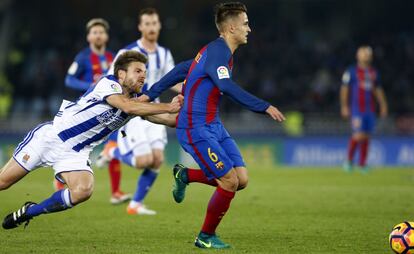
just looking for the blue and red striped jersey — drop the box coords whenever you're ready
[157,37,269,129]
[64,47,113,101]
[342,65,381,114]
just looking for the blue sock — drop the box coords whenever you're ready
[113,148,135,167]
[26,189,73,217]
[133,169,159,202]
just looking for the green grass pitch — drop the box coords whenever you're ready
[0,165,413,253]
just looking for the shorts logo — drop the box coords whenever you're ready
[215,161,224,169]
[217,66,230,79]
[22,154,30,163]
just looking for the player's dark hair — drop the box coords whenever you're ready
[214,2,247,32]
[114,51,148,79]
[138,8,159,24]
[86,18,110,33]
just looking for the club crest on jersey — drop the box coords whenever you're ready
[217,66,230,79]
[111,84,121,93]
[22,154,30,163]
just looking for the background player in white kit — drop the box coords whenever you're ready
[97,8,180,215]
[0,51,181,229]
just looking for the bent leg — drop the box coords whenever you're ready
[25,171,93,218]
[235,166,248,190]
[0,158,29,191]
[61,171,94,204]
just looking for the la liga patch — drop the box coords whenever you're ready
[217,66,230,79]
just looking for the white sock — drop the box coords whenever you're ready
[129,200,141,207]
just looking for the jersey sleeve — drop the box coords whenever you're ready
[204,45,270,113]
[143,59,192,101]
[65,53,91,91]
[162,49,175,75]
[94,78,123,101]
[106,49,127,75]
[342,68,351,86]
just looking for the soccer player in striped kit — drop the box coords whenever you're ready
[97,8,179,214]
[0,51,182,230]
[341,45,388,172]
[61,18,131,204]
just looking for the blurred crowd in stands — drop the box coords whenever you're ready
[1,0,413,133]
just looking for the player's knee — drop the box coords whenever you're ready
[235,167,248,191]
[219,171,239,191]
[70,183,94,204]
[135,156,154,169]
[0,179,11,190]
[237,177,248,191]
[151,156,164,169]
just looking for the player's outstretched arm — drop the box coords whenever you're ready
[143,59,192,101]
[138,95,183,127]
[143,113,178,128]
[204,44,273,114]
[106,94,181,116]
[265,105,285,122]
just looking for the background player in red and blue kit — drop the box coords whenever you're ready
[139,2,285,249]
[64,18,113,101]
[58,19,130,205]
[340,45,388,172]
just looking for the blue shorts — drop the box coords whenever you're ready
[351,113,376,133]
[177,123,245,180]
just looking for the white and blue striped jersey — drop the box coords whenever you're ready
[107,39,174,102]
[53,75,132,152]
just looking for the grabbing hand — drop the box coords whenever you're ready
[169,95,183,113]
[266,105,285,122]
[171,94,184,107]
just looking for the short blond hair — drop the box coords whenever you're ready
[86,18,110,33]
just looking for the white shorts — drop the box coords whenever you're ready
[117,117,167,156]
[13,122,93,183]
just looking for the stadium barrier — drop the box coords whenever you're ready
[1,134,413,167]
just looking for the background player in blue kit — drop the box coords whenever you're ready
[63,18,131,203]
[340,45,388,172]
[138,2,285,249]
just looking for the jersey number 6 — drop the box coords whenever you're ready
[208,148,218,162]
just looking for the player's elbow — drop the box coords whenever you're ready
[117,99,135,115]
[64,75,72,87]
